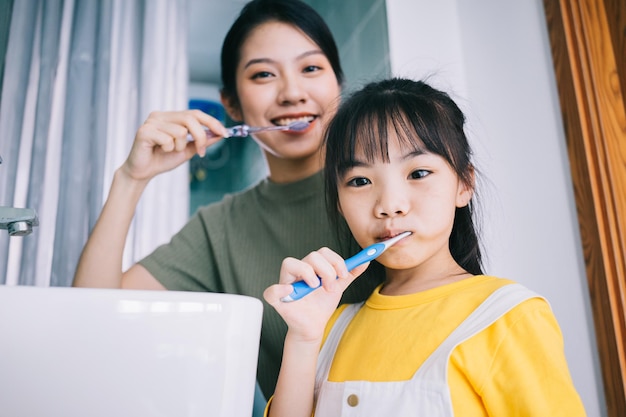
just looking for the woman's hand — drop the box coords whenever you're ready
[263,247,369,343]
[120,110,230,182]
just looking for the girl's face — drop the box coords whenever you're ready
[224,21,341,171]
[337,133,473,276]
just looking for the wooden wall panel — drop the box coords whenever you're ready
[543,0,626,416]
[604,0,626,102]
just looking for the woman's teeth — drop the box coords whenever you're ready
[273,116,315,126]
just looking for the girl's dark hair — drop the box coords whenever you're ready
[220,0,344,108]
[324,78,483,275]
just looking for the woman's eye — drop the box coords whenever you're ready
[303,65,322,73]
[251,71,273,80]
[410,169,430,179]
[347,177,370,187]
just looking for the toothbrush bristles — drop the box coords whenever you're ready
[287,120,310,131]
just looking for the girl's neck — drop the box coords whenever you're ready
[381,258,472,296]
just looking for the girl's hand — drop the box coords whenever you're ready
[263,247,369,343]
[121,110,230,182]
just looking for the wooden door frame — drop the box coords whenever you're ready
[543,0,626,416]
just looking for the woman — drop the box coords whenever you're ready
[73,0,382,398]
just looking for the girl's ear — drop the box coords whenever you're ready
[456,166,475,208]
[220,91,243,122]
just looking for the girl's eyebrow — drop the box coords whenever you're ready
[349,160,367,168]
[403,149,427,160]
[349,149,426,167]
[243,50,325,69]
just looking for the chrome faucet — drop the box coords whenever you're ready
[0,155,39,236]
[0,206,39,236]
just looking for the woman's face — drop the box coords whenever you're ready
[225,21,341,168]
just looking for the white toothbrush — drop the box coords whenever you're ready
[187,120,310,141]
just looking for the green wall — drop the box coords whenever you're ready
[306,0,390,92]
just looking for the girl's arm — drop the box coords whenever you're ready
[263,248,368,417]
[73,110,228,289]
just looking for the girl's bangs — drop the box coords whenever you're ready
[335,105,427,175]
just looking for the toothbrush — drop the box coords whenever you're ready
[281,231,412,302]
[187,120,310,141]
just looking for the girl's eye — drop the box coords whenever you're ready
[410,169,430,179]
[347,177,371,187]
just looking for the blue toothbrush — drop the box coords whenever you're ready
[280,231,412,302]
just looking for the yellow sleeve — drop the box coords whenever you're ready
[478,300,586,416]
[263,396,272,417]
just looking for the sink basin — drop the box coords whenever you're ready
[0,285,263,417]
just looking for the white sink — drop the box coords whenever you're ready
[0,285,263,417]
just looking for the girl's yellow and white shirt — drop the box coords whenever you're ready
[313,275,586,416]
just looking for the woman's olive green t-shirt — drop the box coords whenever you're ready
[139,171,383,398]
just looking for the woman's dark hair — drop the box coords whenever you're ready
[324,78,483,275]
[220,0,344,108]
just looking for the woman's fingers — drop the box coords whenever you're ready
[144,110,229,156]
[173,110,229,156]
[124,110,232,181]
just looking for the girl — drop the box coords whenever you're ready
[264,78,586,416]
[73,0,383,398]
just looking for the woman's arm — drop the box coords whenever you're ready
[73,168,155,288]
[73,110,228,289]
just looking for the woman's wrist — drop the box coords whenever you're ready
[113,166,150,197]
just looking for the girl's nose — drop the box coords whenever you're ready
[277,74,307,105]
[374,187,410,218]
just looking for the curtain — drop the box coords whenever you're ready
[0,0,189,287]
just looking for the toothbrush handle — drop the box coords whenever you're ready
[187,128,220,141]
[281,280,321,302]
[280,243,384,302]
[187,125,244,141]
[188,124,295,141]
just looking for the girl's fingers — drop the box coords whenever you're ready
[274,249,370,306]
[279,257,321,289]
[280,248,351,294]
[263,284,294,307]
[269,250,365,339]
[299,251,340,290]
[310,248,347,293]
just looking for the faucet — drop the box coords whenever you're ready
[0,207,39,236]
[0,155,39,236]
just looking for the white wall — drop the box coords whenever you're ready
[385,0,605,415]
